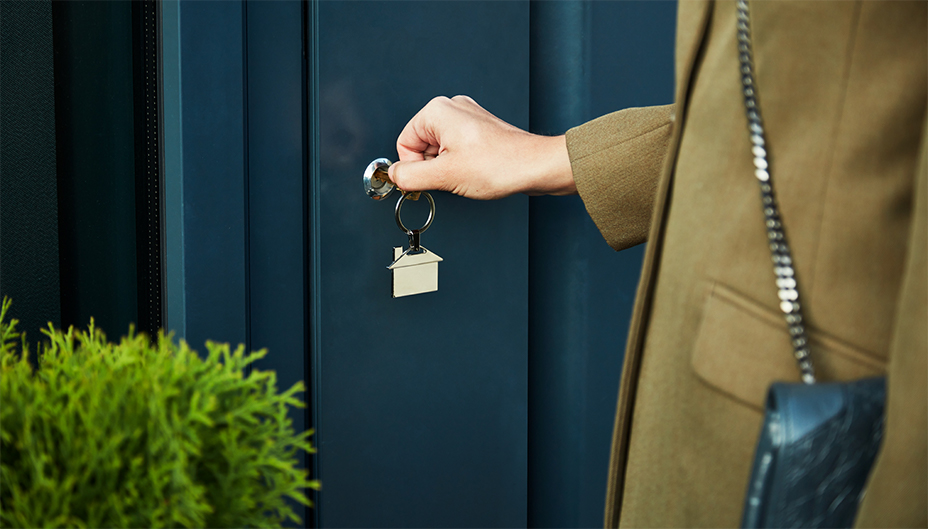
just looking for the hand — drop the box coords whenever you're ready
[388,95,576,200]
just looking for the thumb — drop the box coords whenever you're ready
[389,157,451,193]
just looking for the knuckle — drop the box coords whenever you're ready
[428,95,451,108]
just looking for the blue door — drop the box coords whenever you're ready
[161,1,674,526]
[308,2,531,526]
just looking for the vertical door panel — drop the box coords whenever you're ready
[311,2,529,527]
[244,1,309,525]
[177,1,248,349]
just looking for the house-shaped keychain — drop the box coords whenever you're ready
[388,246,443,298]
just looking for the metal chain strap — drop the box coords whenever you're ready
[736,0,815,384]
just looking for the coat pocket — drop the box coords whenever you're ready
[691,282,886,411]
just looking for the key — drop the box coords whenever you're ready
[363,158,420,201]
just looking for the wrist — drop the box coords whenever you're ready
[522,134,576,196]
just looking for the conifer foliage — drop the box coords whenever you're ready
[0,299,319,528]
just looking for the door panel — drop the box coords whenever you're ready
[176,0,248,350]
[311,2,530,527]
[243,2,309,525]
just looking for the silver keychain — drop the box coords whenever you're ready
[363,158,443,298]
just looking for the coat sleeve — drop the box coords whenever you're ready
[854,115,928,529]
[565,104,674,251]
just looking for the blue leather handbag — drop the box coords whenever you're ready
[741,379,885,528]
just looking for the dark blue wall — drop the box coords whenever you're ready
[527,2,676,527]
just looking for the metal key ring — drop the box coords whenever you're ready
[395,192,435,234]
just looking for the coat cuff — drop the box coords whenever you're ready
[566,104,674,251]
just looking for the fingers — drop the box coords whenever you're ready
[395,96,451,162]
[391,96,464,191]
[395,95,487,159]
[395,121,436,163]
[389,157,450,194]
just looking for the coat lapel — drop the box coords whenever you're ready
[603,1,715,527]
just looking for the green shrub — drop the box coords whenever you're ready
[0,299,319,528]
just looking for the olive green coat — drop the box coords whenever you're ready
[566,1,927,527]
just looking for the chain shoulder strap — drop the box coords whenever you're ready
[736,0,815,384]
